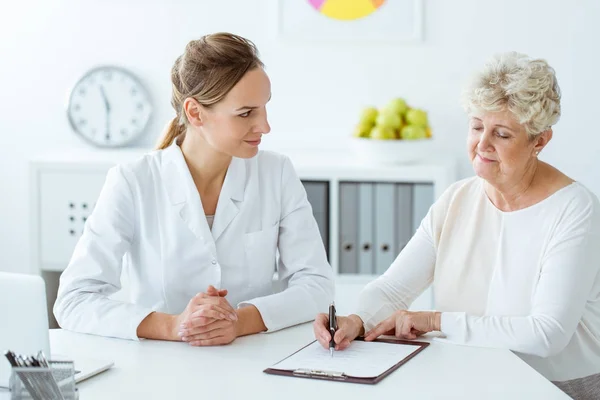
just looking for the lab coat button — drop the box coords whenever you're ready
[211,259,217,265]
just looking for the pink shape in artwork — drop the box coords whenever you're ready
[308,0,326,10]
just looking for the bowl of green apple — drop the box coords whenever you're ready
[350,98,436,165]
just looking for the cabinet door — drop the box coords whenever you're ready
[339,182,358,274]
[301,181,329,257]
[39,170,108,270]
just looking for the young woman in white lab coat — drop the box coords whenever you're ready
[54,33,334,346]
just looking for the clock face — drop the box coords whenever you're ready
[67,66,152,147]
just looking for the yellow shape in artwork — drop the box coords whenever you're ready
[319,0,383,21]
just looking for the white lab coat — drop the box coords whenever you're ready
[54,142,334,340]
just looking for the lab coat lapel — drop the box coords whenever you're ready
[211,157,245,243]
[160,143,212,241]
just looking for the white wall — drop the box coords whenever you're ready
[1,0,599,273]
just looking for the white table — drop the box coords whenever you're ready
[44,324,569,400]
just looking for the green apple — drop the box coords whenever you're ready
[405,108,428,127]
[400,125,427,140]
[360,107,379,125]
[370,126,396,140]
[375,110,402,129]
[353,120,373,138]
[384,98,408,116]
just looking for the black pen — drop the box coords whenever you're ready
[4,350,18,367]
[329,303,337,357]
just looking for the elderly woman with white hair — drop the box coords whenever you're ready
[314,52,600,399]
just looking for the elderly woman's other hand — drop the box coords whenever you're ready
[364,310,441,341]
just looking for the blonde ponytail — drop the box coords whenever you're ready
[156,117,185,150]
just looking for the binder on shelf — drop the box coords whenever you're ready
[357,183,374,275]
[374,183,397,275]
[412,183,434,234]
[339,183,358,274]
[394,183,414,258]
[302,181,330,255]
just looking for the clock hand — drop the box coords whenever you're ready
[100,85,111,137]
[99,85,111,112]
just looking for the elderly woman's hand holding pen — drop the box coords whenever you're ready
[313,314,364,351]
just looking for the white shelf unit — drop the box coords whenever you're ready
[294,161,455,276]
[291,155,456,312]
[30,150,457,323]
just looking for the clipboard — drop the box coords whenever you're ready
[264,337,429,385]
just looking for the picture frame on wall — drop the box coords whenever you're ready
[276,0,424,44]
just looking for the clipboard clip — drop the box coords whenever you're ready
[293,368,347,379]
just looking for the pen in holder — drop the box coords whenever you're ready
[9,360,78,400]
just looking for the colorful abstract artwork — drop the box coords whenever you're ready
[307,0,386,21]
[277,0,422,43]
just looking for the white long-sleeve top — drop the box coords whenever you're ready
[54,142,334,340]
[356,177,600,382]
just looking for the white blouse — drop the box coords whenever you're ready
[356,177,600,382]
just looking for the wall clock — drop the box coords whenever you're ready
[67,66,152,147]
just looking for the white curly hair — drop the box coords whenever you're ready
[462,52,561,139]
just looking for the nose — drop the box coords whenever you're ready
[257,112,271,135]
[477,128,493,153]
[262,119,271,135]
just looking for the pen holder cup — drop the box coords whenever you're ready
[9,360,78,400]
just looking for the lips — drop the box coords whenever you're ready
[477,154,496,162]
[245,138,261,146]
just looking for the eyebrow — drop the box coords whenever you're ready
[235,93,272,111]
[471,118,515,131]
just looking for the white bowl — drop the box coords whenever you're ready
[349,137,437,165]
